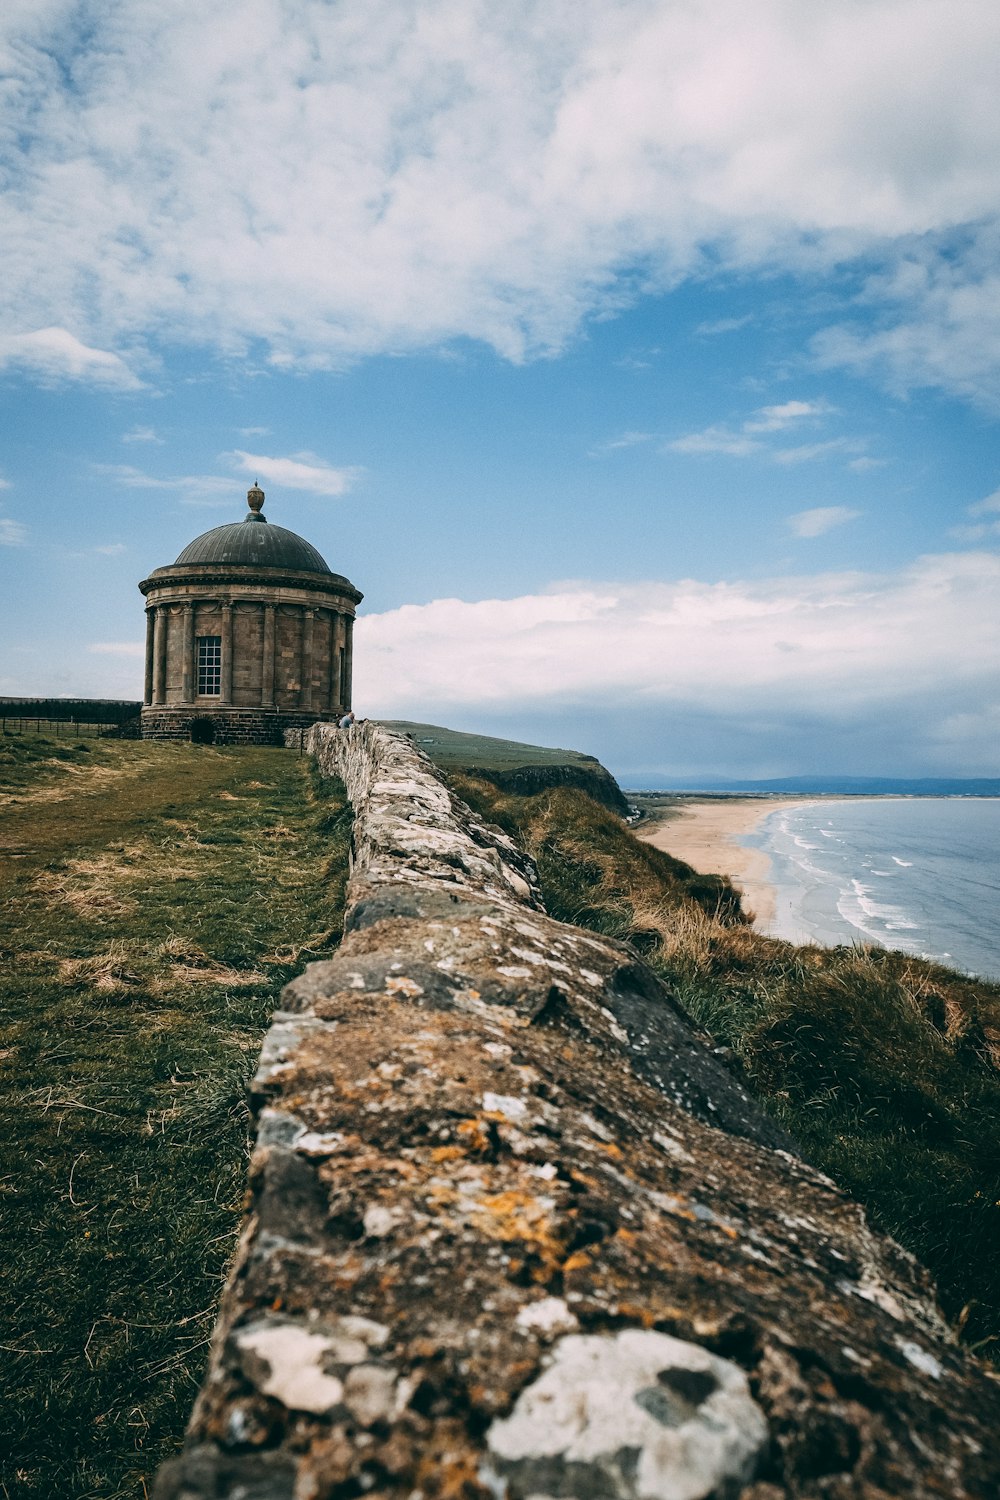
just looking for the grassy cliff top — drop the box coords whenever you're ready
[378,720,602,771]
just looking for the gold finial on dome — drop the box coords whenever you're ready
[246,481,266,520]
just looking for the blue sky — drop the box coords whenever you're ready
[2,0,999,782]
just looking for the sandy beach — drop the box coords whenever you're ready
[637,798,811,927]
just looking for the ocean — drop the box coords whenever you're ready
[742,798,1000,982]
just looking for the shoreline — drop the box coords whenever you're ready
[636,798,813,929]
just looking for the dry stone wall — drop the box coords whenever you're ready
[157,723,1000,1499]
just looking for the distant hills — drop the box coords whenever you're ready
[626,775,1000,796]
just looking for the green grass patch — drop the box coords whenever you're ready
[0,736,350,1497]
[379,719,603,772]
[450,773,1000,1355]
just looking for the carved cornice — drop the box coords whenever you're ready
[138,562,362,605]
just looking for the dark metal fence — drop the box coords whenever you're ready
[0,698,142,737]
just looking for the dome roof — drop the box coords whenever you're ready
[173,486,332,574]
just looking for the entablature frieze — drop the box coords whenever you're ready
[139,563,361,606]
[141,584,357,614]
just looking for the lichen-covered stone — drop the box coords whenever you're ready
[485,1329,768,1500]
[155,723,1000,1500]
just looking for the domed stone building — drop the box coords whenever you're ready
[138,484,362,743]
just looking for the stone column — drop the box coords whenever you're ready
[152,606,168,705]
[220,602,233,705]
[181,604,195,704]
[331,612,346,712]
[262,604,276,707]
[343,615,354,709]
[300,608,316,710]
[143,607,155,706]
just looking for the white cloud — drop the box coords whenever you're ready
[812,225,1000,409]
[695,315,754,337]
[0,517,27,545]
[122,426,163,444]
[950,486,1000,540]
[968,487,1000,517]
[744,400,832,433]
[787,506,861,539]
[95,464,236,506]
[355,555,1000,739]
[588,430,655,458]
[93,543,127,555]
[88,642,144,656]
[773,439,865,466]
[227,450,359,497]
[2,2,1000,399]
[0,328,141,389]
[668,426,762,458]
[669,398,857,463]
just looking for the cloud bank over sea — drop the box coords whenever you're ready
[356,550,1000,779]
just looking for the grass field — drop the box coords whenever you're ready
[379,719,603,771]
[0,734,350,1498]
[450,772,1000,1357]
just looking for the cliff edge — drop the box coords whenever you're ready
[379,719,630,815]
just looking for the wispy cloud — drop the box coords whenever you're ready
[668,399,854,462]
[2,4,1000,402]
[93,543,127,556]
[968,488,1000,517]
[227,450,360,497]
[950,486,1000,541]
[744,400,834,434]
[788,506,861,538]
[88,642,144,657]
[122,426,163,445]
[95,464,236,506]
[0,329,141,390]
[668,427,762,458]
[695,315,755,337]
[587,430,655,459]
[0,518,27,546]
[773,438,866,466]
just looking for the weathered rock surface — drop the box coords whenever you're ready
[156,723,1000,1499]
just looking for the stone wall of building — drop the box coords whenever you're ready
[140,707,333,745]
[155,723,1000,1499]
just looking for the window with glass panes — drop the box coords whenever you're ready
[197,635,222,695]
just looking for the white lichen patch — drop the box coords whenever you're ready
[234,1323,345,1415]
[363,1203,402,1239]
[897,1339,943,1380]
[515,1296,579,1336]
[486,1329,768,1500]
[295,1130,347,1157]
[653,1129,695,1165]
[482,1092,528,1121]
[343,1364,399,1426]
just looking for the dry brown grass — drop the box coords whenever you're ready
[0,737,352,1498]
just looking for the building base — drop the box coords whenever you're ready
[140,706,342,745]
